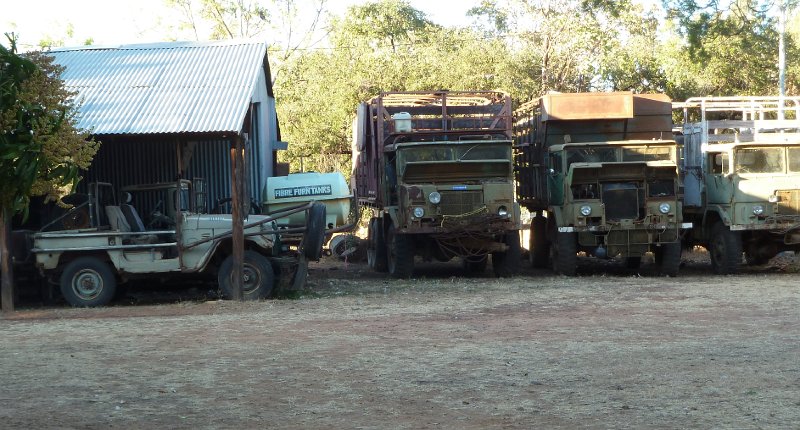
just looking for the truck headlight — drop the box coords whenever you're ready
[768,195,779,203]
[579,205,591,216]
[413,207,425,218]
[429,191,441,204]
[752,204,764,215]
[498,206,508,217]
[659,203,671,214]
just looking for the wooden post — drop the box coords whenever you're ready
[0,208,15,313]
[230,136,245,301]
[176,140,184,270]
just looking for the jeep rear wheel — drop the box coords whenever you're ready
[60,257,117,307]
[218,251,275,300]
[709,221,742,275]
[386,225,414,278]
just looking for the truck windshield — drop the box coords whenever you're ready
[400,143,511,163]
[566,146,672,166]
[789,147,800,172]
[734,147,784,174]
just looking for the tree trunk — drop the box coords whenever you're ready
[1,208,15,313]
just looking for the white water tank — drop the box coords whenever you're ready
[263,172,352,228]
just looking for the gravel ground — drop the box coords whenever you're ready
[0,252,798,429]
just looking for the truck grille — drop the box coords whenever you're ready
[777,190,800,216]
[602,183,639,221]
[439,190,483,215]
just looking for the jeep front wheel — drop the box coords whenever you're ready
[60,257,117,307]
[218,251,275,300]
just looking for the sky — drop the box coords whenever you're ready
[2,0,482,50]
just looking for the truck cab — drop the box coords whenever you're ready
[677,97,800,273]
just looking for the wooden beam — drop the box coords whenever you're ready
[0,208,14,312]
[230,135,245,301]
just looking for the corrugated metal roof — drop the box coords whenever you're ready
[49,40,267,135]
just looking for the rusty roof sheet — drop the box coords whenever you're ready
[49,40,267,136]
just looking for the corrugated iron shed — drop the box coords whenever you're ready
[49,40,267,135]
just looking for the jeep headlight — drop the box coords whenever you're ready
[659,203,671,214]
[429,191,441,204]
[413,207,425,218]
[498,206,508,217]
[579,205,592,216]
[752,204,764,216]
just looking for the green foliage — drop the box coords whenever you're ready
[0,36,98,219]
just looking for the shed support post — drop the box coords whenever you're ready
[230,135,246,300]
[0,208,14,313]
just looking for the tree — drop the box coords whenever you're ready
[0,36,99,312]
[663,0,799,95]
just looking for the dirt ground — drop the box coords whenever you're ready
[1,251,799,429]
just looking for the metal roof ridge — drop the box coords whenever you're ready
[50,39,268,53]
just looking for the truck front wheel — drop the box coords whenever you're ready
[551,231,577,276]
[530,216,549,268]
[218,251,275,300]
[367,218,388,272]
[386,225,414,278]
[493,232,521,277]
[60,257,117,307]
[654,242,681,277]
[710,221,742,275]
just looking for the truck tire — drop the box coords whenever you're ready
[709,221,742,275]
[386,225,414,278]
[218,251,275,300]
[655,242,681,277]
[551,231,577,276]
[529,216,549,268]
[493,232,521,277]
[302,203,326,261]
[59,257,117,307]
[625,257,641,269]
[463,256,488,274]
[367,218,388,272]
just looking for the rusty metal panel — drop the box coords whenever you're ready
[541,92,634,121]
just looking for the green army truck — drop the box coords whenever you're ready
[352,91,521,278]
[515,92,691,276]
[675,97,800,274]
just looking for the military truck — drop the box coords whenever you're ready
[352,91,521,278]
[18,180,325,307]
[515,92,690,276]
[675,96,800,274]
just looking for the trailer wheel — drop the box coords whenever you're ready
[59,257,117,307]
[493,232,521,277]
[655,242,681,277]
[463,256,488,275]
[302,203,326,261]
[709,221,742,275]
[551,231,577,276]
[529,216,549,268]
[367,218,388,272]
[218,251,275,300]
[386,225,414,278]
